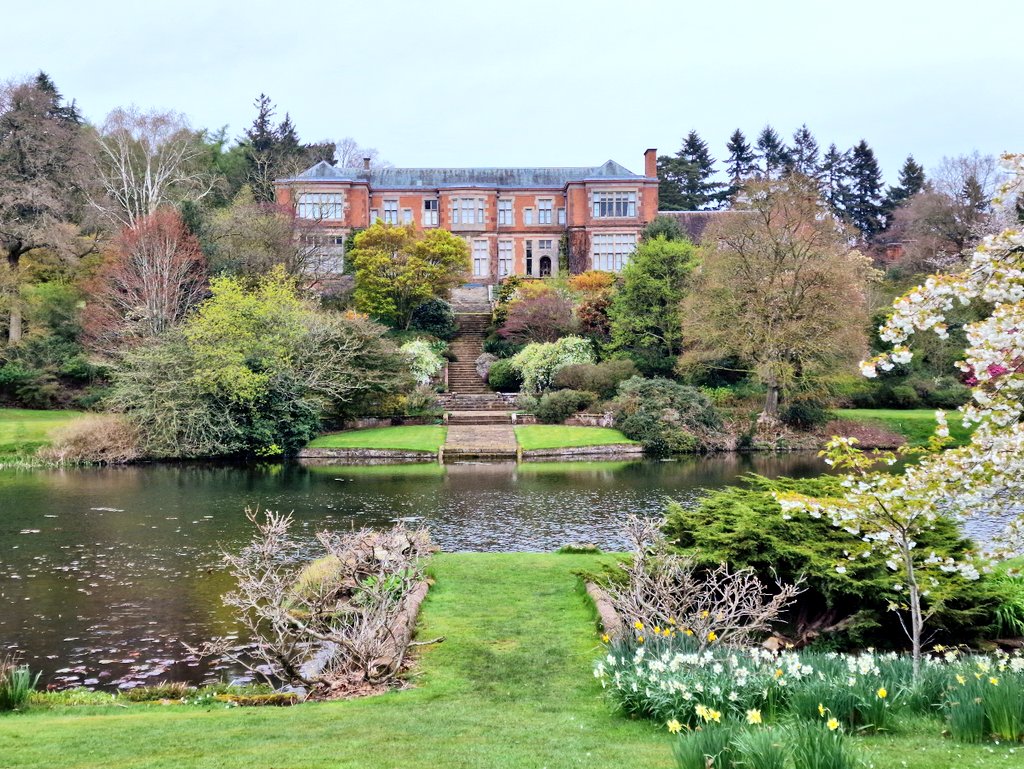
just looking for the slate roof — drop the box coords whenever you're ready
[657,210,753,243]
[279,159,648,189]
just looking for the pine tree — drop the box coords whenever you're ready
[846,140,885,239]
[788,124,821,181]
[882,155,926,223]
[244,94,279,202]
[674,130,725,210]
[755,125,790,180]
[821,144,851,217]
[724,129,756,199]
[656,153,687,211]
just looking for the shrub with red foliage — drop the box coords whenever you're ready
[82,209,207,353]
[498,292,577,344]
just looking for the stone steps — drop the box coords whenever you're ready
[447,411,513,425]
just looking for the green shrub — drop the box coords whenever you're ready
[662,476,1004,648]
[551,359,637,399]
[482,332,522,359]
[409,298,457,340]
[780,400,832,429]
[0,655,39,711]
[120,682,191,702]
[612,376,721,456]
[487,359,522,392]
[888,384,921,408]
[535,389,596,424]
[399,339,445,386]
[509,336,595,393]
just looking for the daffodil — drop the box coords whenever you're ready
[637,635,644,644]
[746,709,762,725]
[818,702,826,717]
[667,719,682,734]
[707,631,718,642]
[633,621,644,631]
[601,633,610,644]
[876,687,887,699]
[989,676,999,686]
[955,674,966,686]
[827,717,840,731]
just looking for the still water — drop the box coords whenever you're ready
[0,454,826,689]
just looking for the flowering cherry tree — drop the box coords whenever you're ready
[776,153,1024,677]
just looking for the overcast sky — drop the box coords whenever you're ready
[6,0,1022,183]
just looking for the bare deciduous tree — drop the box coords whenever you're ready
[190,510,435,697]
[604,516,802,650]
[88,106,216,228]
[81,208,207,353]
[334,137,388,169]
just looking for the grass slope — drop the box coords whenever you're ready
[0,554,1014,768]
[307,425,446,452]
[834,408,973,446]
[514,425,637,451]
[0,408,83,460]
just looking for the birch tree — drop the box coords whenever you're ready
[89,106,215,228]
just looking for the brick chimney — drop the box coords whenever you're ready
[644,148,657,178]
[363,157,371,170]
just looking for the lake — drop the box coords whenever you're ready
[0,455,827,689]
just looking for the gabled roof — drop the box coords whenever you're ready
[280,159,648,189]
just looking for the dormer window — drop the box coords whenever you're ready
[592,191,636,218]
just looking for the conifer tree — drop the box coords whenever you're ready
[788,124,821,181]
[846,140,885,239]
[724,129,756,199]
[755,125,790,180]
[882,155,926,222]
[656,153,687,211]
[820,144,851,218]
[675,130,725,210]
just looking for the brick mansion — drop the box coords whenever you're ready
[273,150,660,283]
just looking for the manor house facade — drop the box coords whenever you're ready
[273,150,659,283]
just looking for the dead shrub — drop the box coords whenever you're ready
[37,414,141,464]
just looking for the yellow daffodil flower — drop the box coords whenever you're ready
[876,687,887,699]
[746,709,763,725]
[827,718,840,731]
[818,703,826,717]
[667,719,682,734]
[707,631,717,642]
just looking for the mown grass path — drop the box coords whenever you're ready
[0,554,673,769]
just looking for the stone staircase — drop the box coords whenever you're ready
[447,312,492,395]
[447,411,512,425]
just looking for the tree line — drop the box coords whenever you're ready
[657,124,938,241]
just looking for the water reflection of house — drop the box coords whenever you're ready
[273,150,660,283]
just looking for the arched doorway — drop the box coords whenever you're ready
[539,255,552,277]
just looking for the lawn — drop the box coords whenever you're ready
[514,425,637,451]
[307,425,446,452]
[834,407,973,446]
[0,408,83,461]
[0,553,1015,769]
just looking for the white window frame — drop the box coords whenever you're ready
[383,199,399,225]
[472,239,489,277]
[453,198,479,225]
[423,199,439,227]
[402,208,413,225]
[592,191,637,218]
[296,192,343,220]
[498,198,513,226]
[498,240,513,277]
[538,198,553,224]
[591,232,637,271]
[557,207,566,225]
[370,208,380,224]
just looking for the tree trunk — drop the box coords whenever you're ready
[904,547,923,681]
[7,304,22,344]
[762,375,781,420]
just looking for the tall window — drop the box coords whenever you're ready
[297,192,343,220]
[557,207,566,225]
[423,199,439,226]
[525,240,533,277]
[538,199,553,224]
[453,198,481,225]
[524,208,534,226]
[498,240,513,277]
[370,209,379,224]
[592,191,637,218]
[498,199,513,225]
[472,240,489,277]
[591,233,637,271]
[402,208,413,225]
[383,199,399,224]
